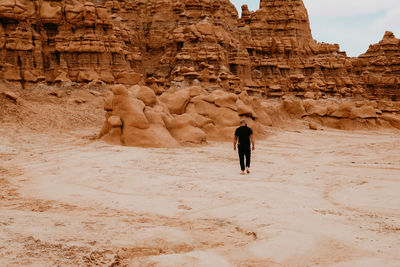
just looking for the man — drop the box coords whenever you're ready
[234,119,255,175]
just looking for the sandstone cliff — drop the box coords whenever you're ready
[0,0,399,101]
[353,31,400,100]
[0,0,139,87]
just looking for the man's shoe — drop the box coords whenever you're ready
[240,171,245,175]
[246,168,250,174]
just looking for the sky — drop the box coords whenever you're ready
[230,0,400,57]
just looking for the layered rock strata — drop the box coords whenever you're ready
[353,31,400,100]
[0,0,398,101]
[237,0,364,98]
[0,0,140,87]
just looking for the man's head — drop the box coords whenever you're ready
[240,118,247,126]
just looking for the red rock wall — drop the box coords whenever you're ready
[0,0,138,86]
[0,0,399,100]
[352,31,400,100]
[237,0,358,98]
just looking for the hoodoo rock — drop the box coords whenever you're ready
[0,0,139,87]
[99,84,274,146]
[1,0,399,147]
[353,31,400,100]
[0,0,398,101]
[237,0,358,98]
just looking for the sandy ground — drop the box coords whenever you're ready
[1,127,400,266]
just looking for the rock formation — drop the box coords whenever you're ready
[100,83,400,146]
[353,31,400,100]
[0,0,140,87]
[284,96,400,130]
[237,0,361,98]
[99,84,274,146]
[0,0,398,101]
[1,0,400,146]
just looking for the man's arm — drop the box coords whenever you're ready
[233,135,237,151]
[250,134,255,150]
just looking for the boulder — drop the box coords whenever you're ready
[133,85,157,107]
[169,124,207,144]
[160,89,191,114]
[192,99,240,127]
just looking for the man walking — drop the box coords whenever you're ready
[234,119,255,175]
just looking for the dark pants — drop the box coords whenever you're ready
[238,145,251,171]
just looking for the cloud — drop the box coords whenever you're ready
[230,0,400,18]
[303,0,398,18]
[372,7,400,37]
[303,0,400,56]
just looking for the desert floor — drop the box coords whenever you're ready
[1,127,399,266]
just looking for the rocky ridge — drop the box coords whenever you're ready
[98,83,400,147]
[0,0,398,100]
[353,31,400,100]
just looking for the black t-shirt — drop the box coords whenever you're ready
[235,126,253,147]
